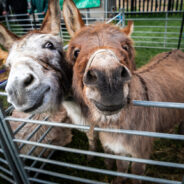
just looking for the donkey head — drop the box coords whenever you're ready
[1,0,71,114]
[63,0,135,122]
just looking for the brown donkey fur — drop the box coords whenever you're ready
[0,0,73,155]
[63,0,136,157]
[63,0,184,183]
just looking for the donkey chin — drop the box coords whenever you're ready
[84,83,130,123]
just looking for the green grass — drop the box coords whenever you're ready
[126,13,184,50]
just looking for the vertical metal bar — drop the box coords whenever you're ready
[119,0,121,10]
[0,108,30,184]
[33,12,37,29]
[178,12,184,49]
[86,9,89,25]
[0,138,21,183]
[105,0,108,20]
[164,12,168,48]
[0,107,27,183]
[121,8,125,27]
[180,0,183,11]
[5,15,10,30]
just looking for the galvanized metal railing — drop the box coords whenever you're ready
[0,90,184,184]
[0,9,183,49]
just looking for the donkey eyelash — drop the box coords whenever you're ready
[42,41,55,50]
[122,45,129,51]
[73,48,80,59]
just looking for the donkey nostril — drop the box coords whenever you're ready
[23,74,34,88]
[86,70,97,84]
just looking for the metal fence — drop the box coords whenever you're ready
[0,8,184,184]
[0,10,183,50]
[0,93,184,184]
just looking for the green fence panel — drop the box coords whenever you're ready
[59,0,101,9]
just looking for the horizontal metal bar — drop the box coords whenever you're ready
[0,92,7,96]
[63,45,68,50]
[134,31,180,34]
[19,116,49,150]
[0,173,14,184]
[17,141,184,169]
[29,178,58,184]
[29,140,53,172]
[134,45,177,49]
[0,157,8,165]
[25,167,108,184]
[135,41,177,45]
[133,100,184,109]
[106,13,121,24]
[26,126,53,156]
[33,149,55,178]
[5,105,14,115]
[126,18,182,21]
[13,114,35,135]
[135,25,180,28]
[116,20,122,25]
[24,164,181,184]
[9,117,184,140]
[20,154,184,178]
[0,149,4,153]
[0,166,13,176]
[132,36,178,40]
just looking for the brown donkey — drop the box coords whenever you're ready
[0,0,72,155]
[63,0,184,183]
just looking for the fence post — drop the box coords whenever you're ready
[121,8,125,27]
[177,12,184,49]
[0,132,23,183]
[33,12,37,29]
[0,107,30,184]
[4,15,10,30]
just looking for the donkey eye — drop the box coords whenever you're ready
[74,49,80,58]
[122,45,129,51]
[43,41,55,50]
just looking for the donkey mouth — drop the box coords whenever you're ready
[23,87,50,113]
[92,100,124,115]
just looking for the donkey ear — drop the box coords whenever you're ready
[0,24,19,50]
[40,0,61,35]
[63,0,85,37]
[122,21,134,37]
[0,48,8,65]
